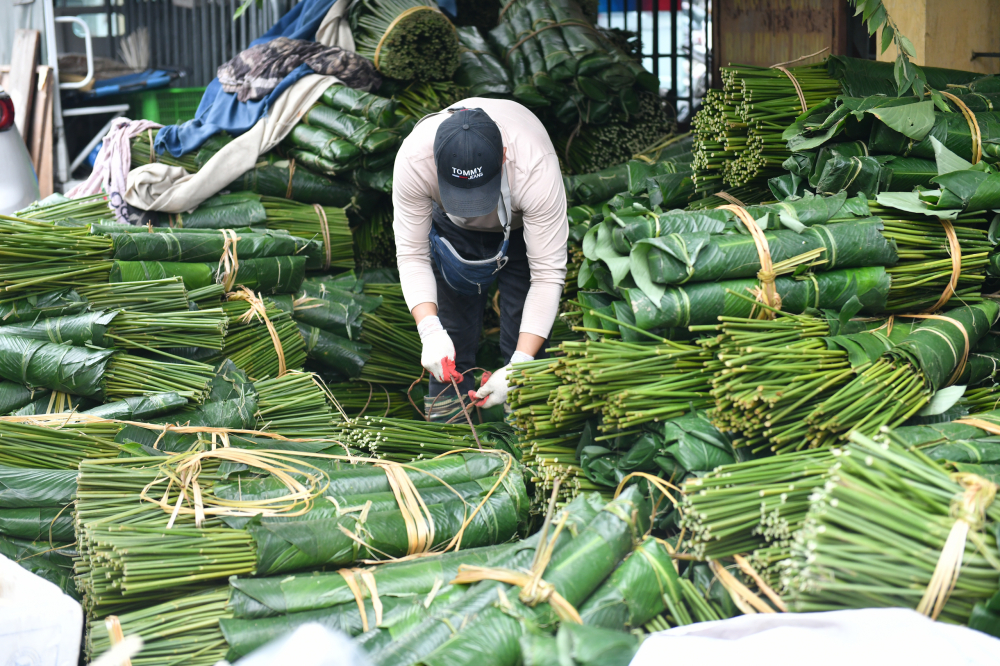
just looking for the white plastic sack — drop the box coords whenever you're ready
[224,622,371,666]
[0,554,82,666]
[630,609,1000,666]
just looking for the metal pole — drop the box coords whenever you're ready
[688,0,694,114]
[42,0,70,185]
[651,0,659,83]
[670,0,678,105]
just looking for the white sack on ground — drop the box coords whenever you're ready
[630,608,1000,666]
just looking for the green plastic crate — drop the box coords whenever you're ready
[126,87,206,125]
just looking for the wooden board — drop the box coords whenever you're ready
[29,66,54,198]
[877,0,1000,76]
[29,66,50,170]
[714,1,845,74]
[7,29,40,142]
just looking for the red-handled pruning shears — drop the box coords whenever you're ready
[467,370,492,407]
[438,357,483,449]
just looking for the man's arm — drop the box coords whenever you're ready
[391,150,438,321]
[517,152,569,345]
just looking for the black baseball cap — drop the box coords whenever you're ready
[434,108,503,218]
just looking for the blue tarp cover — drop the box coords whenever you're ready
[154,0,340,158]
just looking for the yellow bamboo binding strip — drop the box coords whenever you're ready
[105,616,133,666]
[717,204,780,315]
[940,90,983,164]
[338,569,371,632]
[504,21,593,63]
[768,48,830,114]
[498,0,517,21]
[771,65,808,114]
[923,219,962,313]
[228,286,287,376]
[147,128,156,164]
[285,158,296,199]
[450,510,583,623]
[217,229,241,292]
[313,204,332,270]
[916,473,997,620]
[715,190,746,207]
[733,554,788,612]
[373,6,447,69]
[360,570,384,627]
[954,417,1000,435]
[377,462,435,555]
[770,46,831,69]
[708,559,775,614]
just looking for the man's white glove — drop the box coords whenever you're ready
[471,350,534,409]
[418,315,460,383]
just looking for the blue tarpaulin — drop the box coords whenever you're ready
[154,0,341,158]
[82,69,174,98]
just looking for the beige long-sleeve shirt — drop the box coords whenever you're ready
[392,98,568,339]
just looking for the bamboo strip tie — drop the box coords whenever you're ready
[766,47,830,115]
[217,229,241,292]
[336,450,515,562]
[770,46,831,69]
[104,615,133,666]
[498,0,517,21]
[715,191,747,207]
[916,472,997,620]
[954,417,1000,434]
[824,156,865,194]
[139,448,329,527]
[338,568,371,631]
[717,204,780,316]
[285,159,296,199]
[940,91,983,164]
[338,568,384,632]
[377,461,435,555]
[360,569,383,626]
[450,510,583,623]
[373,6,451,69]
[313,203,332,270]
[228,286,287,377]
[505,20,593,62]
[733,554,788,612]
[708,559,776,614]
[147,128,156,165]
[634,541,673,601]
[770,65,808,114]
[924,219,962,313]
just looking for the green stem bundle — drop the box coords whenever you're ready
[253,371,343,439]
[782,431,1000,624]
[0,216,113,297]
[338,416,490,461]
[16,193,113,224]
[259,196,355,271]
[358,282,423,386]
[103,355,217,403]
[692,64,841,195]
[78,278,191,313]
[213,298,308,380]
[351,0,460,82]
[806,302,1000,447]
[0,420,122,469]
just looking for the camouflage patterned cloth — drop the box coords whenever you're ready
[217,37,380,103]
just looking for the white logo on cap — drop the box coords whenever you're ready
[452,166,484,180]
